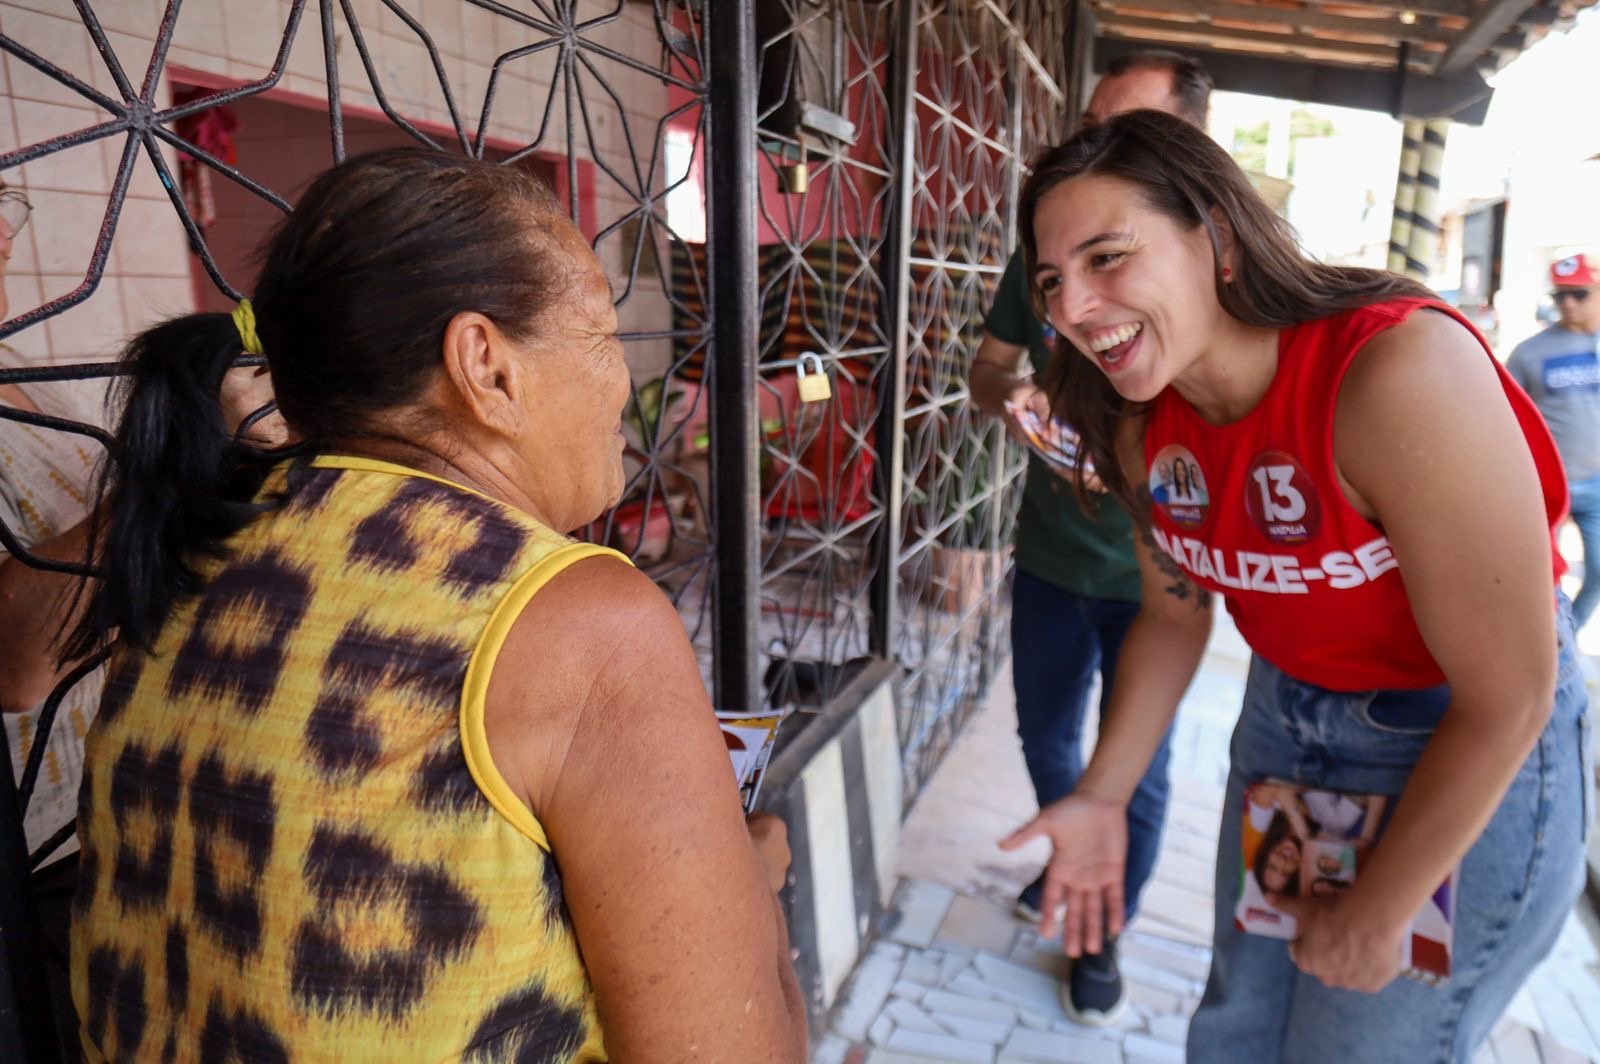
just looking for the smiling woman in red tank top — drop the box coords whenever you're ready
[998,110,1592,1064]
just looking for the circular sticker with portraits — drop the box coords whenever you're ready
[1148,444,1210,529]
[1244,450,1322,545]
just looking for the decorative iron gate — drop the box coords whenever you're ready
[0,0,1067,1053]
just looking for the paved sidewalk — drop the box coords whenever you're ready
[814,613,1600,1064]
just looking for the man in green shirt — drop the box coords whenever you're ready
[968,49,1212,1025]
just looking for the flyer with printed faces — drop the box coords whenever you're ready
[716,710,787,813]
[1003,399,1092,476]
[1236,779,1457,983]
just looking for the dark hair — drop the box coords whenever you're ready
[1019,110,1433,516]
[64,148,575,660]
[1103,49,1213,127]
[1251,810,1303,897]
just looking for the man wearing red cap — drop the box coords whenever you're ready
[1507,251,1600,627]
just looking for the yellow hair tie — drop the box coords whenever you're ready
[231,299,263,356]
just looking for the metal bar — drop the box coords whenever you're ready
[0,32,123,115]
[1435,0,1535,75]
[1315,0,1485,16]
[1063,0,1097,132]
[19,652,111,815]
[870,0,920,661]
[705,0,760,712]
[73,0,139,103]
[1088,0,1458,46]
[321,0,346,162]
[1095,13,1434,63]
[977,0,1066,106]
[1092,36,1495,123]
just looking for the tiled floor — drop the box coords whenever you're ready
[816,611,1600,1064]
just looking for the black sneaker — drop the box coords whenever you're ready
[1062,937,1128,1027]
[1013,871,1046,924]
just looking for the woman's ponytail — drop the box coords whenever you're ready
[62,313,284,661]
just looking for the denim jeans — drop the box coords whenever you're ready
[1567,474,1600,628]
[1010,569,1172,921]
[1188,598,1594,1063]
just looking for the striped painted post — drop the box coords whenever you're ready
[1388,120,1423,274]
[1405,119,1450,282]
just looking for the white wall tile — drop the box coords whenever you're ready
[13,99,108,193]
[168,2,227,59]
[41,271,126,360]
[165,47,229,80]
[418,0,464,58]
[860,681,902,905]
[5,7,104,112]
[109,168,193,277]
[89,0,162,40]
[461,2,495,55]
[225,0,293,76]
[286,7,327,82]
[804,737,860,1005]
[119,276,194,334]
[0,0,78,21]
[25,189,104,274]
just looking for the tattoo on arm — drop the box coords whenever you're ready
[1133,486,1212,609]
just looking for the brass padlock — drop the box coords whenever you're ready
[796,352,832,403]
[780,161,809,195]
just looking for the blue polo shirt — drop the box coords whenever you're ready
[1507,324,1600,481]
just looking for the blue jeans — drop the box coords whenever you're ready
[1011,569,1171,921]
[1189,598,1594,1063]
[1567,474,1600,627]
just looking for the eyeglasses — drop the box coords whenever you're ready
[0,190,30,241]
[1552,289,1591,304]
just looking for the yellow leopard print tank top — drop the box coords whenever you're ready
[71,456,622,1062]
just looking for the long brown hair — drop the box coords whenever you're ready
[1018,109,1432,516]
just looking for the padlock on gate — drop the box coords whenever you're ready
[796,352,832,403]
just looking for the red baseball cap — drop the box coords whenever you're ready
[1550,252,1600,288]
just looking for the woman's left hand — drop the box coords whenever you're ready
[1268,890,1408,993]
[220,364,293,447]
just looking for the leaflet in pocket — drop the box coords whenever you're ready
[1235,779,1457,984]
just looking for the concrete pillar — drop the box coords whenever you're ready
[1405,120,1450,282]
[1388,120,1422,274]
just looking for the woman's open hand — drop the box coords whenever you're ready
[220,364,293,448]
[999,791,1128,956]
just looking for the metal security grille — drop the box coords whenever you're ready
[0,1,1066,1054]
[887,0,1069,799]
[750,1,897,715]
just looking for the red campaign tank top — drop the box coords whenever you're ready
[1143,298,1567,691]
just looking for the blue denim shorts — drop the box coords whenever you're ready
[1188,599,1594,1064]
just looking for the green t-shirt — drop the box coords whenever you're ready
[983,250,1141,603]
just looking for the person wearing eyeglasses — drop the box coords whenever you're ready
[0,177,110,1059]
[0,181,287,1058]
[1507,251,1600,629]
